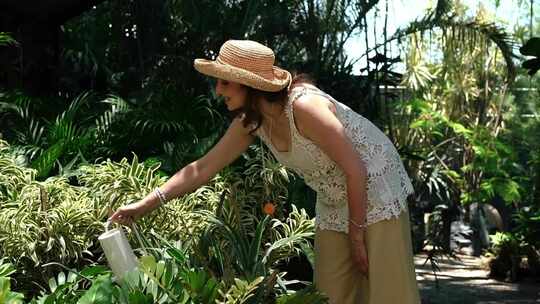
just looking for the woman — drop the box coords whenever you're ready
[111,39,421,304]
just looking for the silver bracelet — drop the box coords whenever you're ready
[349,218,368,229]
[154,187,167,205]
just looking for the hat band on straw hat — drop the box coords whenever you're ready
[216,55,275,80]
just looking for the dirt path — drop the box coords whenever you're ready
[415,254,540,304]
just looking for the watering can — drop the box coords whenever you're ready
[98,219,139,280]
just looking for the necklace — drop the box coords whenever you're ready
[269,102,286,152]
[260,103,276,199]
[269,102,274,149]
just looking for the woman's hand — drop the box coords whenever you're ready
[349,226,369,276]
[110,200,153,226]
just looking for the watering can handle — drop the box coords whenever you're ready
[104,218,113,231]
[104,218,149,256]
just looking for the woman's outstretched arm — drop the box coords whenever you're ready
[110,116,255,224]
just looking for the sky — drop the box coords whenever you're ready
[345,0,534,74]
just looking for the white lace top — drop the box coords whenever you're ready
[253,84,414,233]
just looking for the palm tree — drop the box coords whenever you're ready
[390,0,519,254]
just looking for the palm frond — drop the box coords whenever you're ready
[0,32,18,46]
[276,285,328,304]
[364,0,516,84]
[95,95,132,136]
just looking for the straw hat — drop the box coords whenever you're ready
[194,40,291,92]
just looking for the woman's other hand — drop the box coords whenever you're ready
[349,227,369,276]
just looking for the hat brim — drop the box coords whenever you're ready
[194,59,291,92]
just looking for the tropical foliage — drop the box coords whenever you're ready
[0,138,322,301]
[1,0,539,300]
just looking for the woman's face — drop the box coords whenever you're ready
[215,79,248,111]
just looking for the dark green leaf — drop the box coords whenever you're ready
[77,275,114,304]
[519,37,540,57]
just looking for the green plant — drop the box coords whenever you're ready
[0,32,17,46]
[0,176,102,287]
[513,206,540,275]
[396,3,525,252]
[78,154,168,219]
[198,205,314,280]
[36,223,324,304]
[0,140,36,202]
[0,92,109,179]
[1,134,322,300]
[0,142,104,292]
[487,232,524,281]
[217,276,263,304]
[78,153,221,244]
[0,259,24,304]
[520,37,540,75]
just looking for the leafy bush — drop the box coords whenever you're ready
[0,259,24,304]
[1,136,322,301]
[487,207,540,281]
[28,245,327,304]
[487,232,524,281]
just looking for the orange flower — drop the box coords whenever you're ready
[262,201,276,216]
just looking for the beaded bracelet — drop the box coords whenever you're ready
[349,218,368,230]
[154,187,167,205]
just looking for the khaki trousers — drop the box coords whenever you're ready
[314,211,421,304]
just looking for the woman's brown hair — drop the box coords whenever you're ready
[235,73,314,134]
